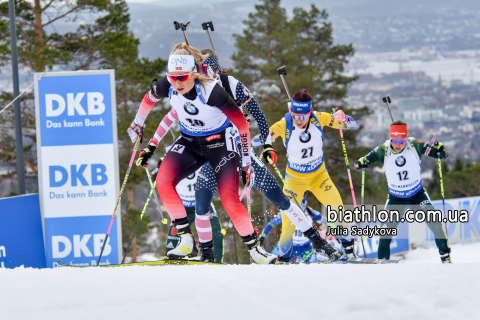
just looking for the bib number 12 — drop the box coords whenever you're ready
[397,171,409,181]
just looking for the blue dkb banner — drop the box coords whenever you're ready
[0,194,46,269]
[35,70,121,267]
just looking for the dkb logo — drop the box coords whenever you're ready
[51,234,111,258]
[49,164,108,187]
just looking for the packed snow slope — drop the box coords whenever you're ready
[1,242,479,320]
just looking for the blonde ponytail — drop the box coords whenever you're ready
[170,43,213,89]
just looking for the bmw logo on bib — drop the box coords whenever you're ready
[395,156,406,167]
[187,172,196,180]
[184,102,199,115]
[299,131,311,143]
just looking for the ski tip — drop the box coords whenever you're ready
[57,260,68,267]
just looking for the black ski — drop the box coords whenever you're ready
[57,257,223,268]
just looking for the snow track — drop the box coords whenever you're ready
[1,242,479,320]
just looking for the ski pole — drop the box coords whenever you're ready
[438,154,447,236]
[271,163,303,210]
[333,107,358,208]
[425,135,447,235]
[360,169,367,258]
[246,188,253,264]
[97,136,142,265]
[145,167,168,225]
[121,176,155,264]
[222,218,239,264]
[382,96,394,122]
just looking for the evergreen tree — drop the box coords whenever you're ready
[453,157,463,171]
[228,0,371,262]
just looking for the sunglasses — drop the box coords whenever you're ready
[166,71,194,83]
[391,139,406,144]
[291,110,312,121]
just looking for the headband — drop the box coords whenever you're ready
[290,99,312,115]
[168,55,196,73]
[390,125,408,139]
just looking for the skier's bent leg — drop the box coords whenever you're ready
[277,212,296,261]
[165,207,197,256]
[195,211,212,243]
[378,238,392,260]
[378,202,399,260]
[156,143,204,221]
[263,180,312,232]
[207,140,275,264]
[422,195,451,263]
[195,163,218,216]
[157,140,205,258]
[309,171,351,243]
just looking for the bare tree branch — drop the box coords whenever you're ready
[42,4,86,27]
[454,187,471,197]
[0,12,36,28]
[119,83,144,105]
[41,0,56,12]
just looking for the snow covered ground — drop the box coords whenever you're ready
[1,242,479,320]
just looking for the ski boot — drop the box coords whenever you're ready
[276,256,290,265]
[198,240,216,263]
[440,248,452,264]
[241,232,277,264]
[304,227,342,260]
[167,217,198,259]
[342,240,357,259]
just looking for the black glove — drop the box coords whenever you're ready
[136,145,156,167]
[262,144,278,165]
[431,141,445,154]
[354,157,369,170]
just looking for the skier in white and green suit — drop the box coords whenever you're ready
[354,120,451,264]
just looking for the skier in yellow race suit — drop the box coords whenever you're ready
[269,89,357,261]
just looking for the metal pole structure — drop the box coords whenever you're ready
[277,66,292,100]
[262,195,270,252]
[8,0,26,194]
[201,21,216,53]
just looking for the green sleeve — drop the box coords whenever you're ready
[364,144,386,166]
[411,140,426,159]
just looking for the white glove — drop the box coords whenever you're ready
[242,164,255,190]
[334,110,347,122]
[127,121,143,143]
